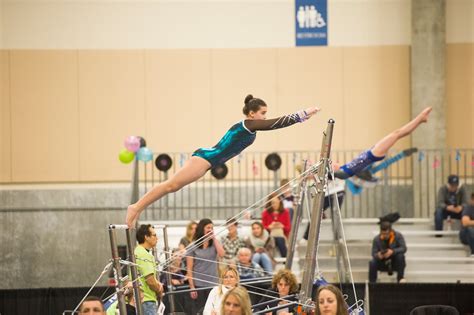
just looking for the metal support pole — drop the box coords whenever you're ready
[164,171,169,217]
[330,204,344,281]
[364,280,370,315]
[330,200,350,283]
[125,228,143,315]
[131,158,140,205]
[130,158,140,229]
[273,170,279,190]
[286,161,309,270]
[108,226,128,315]
[382,168,389,214]
[162,225,177,314]
[299,119,335,308]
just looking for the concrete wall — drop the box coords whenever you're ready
[0,184,126,289]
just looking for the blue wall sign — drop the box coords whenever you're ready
[295,0,328,46]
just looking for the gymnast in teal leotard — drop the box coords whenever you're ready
[126,94,320,227]
[192,108,310,168]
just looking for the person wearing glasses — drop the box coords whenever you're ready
[135,224,164,315]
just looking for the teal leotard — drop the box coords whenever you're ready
[192,111,308,168]
[192,121,255,168]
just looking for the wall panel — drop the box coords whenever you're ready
[10,50,79,182]
[145,50,212,154]
[446,43,474,148]
[0,44,470,183]
[342,46,411,153]
[210,49,278,153]
[277,47,344,151]
[78,50,146,181]
[446,0,474,43]
[0,50,11,182]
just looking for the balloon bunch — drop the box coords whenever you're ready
[118,136,153,164]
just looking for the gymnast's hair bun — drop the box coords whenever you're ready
[242,94,266,115]
[244,94,254,105]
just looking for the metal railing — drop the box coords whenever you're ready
[136,149,474,220]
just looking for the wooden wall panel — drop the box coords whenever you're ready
[3,45,466,183]
[342,46,411,153]
[446,43,474,148]
[0,51,11,182]
[78,50,146,181]
[10,50,79,182]
[277,47,344,151]
[210,49,278,152]
[145,50,212,154]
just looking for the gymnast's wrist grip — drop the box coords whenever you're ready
[296,109,309,122]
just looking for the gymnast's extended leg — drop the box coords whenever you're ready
[335,107,432,178]
[126,156,211,227]
[370,107,432,157]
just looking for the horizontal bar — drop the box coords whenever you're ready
[109,224,167,230]
[164,278,273,295]
[253,301,300,314]
[251,294,297,310]
[0,206,125,212]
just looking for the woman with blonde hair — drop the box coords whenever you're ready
[204,266,240,315]
[315,284,349,315]
[179,220,197,250]
[220,286,252,315]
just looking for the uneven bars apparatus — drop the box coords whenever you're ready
[285,160,309,270]
[298,119,335,310]
[108,224,177,315]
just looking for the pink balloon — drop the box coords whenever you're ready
[124,136,140,152]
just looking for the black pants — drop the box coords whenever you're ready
[369,253,406,282]
[188,287,211,315]
[434,207,463,231]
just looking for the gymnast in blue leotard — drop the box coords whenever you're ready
[126,94,320,227]
[333,107,432,180]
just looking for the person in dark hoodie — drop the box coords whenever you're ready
[368,221,407,283]
[434,174,469,232]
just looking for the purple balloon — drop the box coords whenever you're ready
[124,136,140,152]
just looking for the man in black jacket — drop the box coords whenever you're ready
[369,221,407,283]
[434,175,468,232]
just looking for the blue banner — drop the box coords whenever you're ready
[295,0,328,46]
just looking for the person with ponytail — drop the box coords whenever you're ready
[126,94,319,227]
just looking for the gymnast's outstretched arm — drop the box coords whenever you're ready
[245,108,319,131]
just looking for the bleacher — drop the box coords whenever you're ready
[296,218,474,283]
[150,218,474,284]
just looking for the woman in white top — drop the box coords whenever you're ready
[204,266,240,315]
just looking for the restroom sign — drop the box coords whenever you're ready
[295,0,328,46]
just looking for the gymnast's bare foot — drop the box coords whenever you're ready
[126,204,140,228]
[418,107,432,123]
